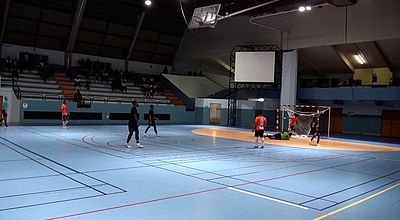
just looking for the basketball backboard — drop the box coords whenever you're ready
[189,4,221,29]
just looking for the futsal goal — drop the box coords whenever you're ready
[277,105,331,138]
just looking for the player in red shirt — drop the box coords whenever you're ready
[254,112,267,148]
[289,114,299,133]
[61,100,69,129]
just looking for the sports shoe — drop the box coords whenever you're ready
[136,143,144,148]
[144,133,148,138]
[156,134,160,137]
[316,143,320,146]
[125,143,132,148]
[254,146,259,148]
[261,146,264,149]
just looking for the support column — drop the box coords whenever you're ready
[125,11,146,72]
[0,0,11,58]
[280,50,298,107]
[65,0,87,69]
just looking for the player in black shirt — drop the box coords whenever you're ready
[144,104,159,137]
[126,99,143,148]
[309,116,320,146]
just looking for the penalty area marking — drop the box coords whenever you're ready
[227,187,309,210]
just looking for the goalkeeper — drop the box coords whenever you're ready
[265,131,292,140]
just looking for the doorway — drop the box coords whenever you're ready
[209,103,221,125]
[381,110,400,138]
[331,108,343,134]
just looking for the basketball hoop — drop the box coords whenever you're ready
[192,16,204,27]
[188,4,221,29]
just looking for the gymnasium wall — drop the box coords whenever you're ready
[306,100,400,136]
[195,98,277,130]
[298,88,400,101]
[19,99,195,125]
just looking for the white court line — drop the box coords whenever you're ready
[227,187,309,210]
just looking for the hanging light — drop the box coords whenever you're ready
[145,0,151,6]
[354,54,367,64]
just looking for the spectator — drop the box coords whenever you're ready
[74,76,81,89]
[74,90,83,104]
[5,57,11,72]
[120,81,127,93]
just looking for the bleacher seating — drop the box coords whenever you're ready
[0,69,177,105]
[1,71,63,100]
[68,73,172,105]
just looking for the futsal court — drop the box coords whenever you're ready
[1,125,400,220]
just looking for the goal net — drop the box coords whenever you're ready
[280,105,330,137]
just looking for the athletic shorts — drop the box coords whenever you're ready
[62,115,68,121]
[1,110,7,117]
[310,129,320,135]
[254,130,264,137]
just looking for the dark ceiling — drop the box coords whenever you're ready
[1,0,356,66]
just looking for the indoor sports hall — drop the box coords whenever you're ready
[0,0,400,220]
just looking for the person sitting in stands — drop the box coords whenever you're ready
[111,79,118,92]
[74,76,81,89]
[74,90,83,104]
[6,56,11,72]
[120,81,127,93]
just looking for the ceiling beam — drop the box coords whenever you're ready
[0,0,11,57]
[373,41,393,72]
[125,11,145,72]
[332,45,355,73]
[65,0,87,68]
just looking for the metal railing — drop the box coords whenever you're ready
[11,78,22,99]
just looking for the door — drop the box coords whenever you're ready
[209,103,221,125]
[331,108,343,134]
[381,110,400,138]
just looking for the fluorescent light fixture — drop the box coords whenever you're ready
[248,98,265,102]
[145,0,151,6]
[305,6,312,10]
[354,54,367,64]
[299,6,306,12]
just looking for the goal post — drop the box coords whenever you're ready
[277,105,331,138]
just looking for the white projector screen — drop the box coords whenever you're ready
[234,51,275,82]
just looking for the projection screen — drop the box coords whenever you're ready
[234,51,275,82]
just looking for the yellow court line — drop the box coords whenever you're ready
[313,182,400,220]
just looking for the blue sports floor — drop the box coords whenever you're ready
[1,125,400,220]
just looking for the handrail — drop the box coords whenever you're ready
[11,78,22,99]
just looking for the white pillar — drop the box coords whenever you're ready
[280,50,298,107]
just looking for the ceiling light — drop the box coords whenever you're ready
[145,0,151,6]
[299,6,306,12]
[305,6,312,10]
[248,98,265,102]
[354,54,367,64]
